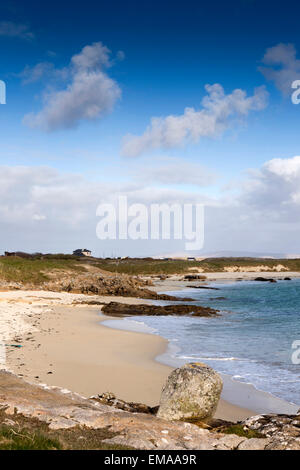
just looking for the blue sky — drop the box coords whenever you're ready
[1,0,300,256]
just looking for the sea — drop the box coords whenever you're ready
[103,278,300,410]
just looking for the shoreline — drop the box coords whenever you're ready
[100,315,256,421]
[103,315,299,416]
[5,302,170,405]
[149,275,300,415]
[1,280,298,422]
[2,289,254,421]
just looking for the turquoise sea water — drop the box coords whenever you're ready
[131,279,300,405]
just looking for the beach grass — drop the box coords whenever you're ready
[93,258,202,275]
[1,254,300,285]
[0,408,136,450]
[0,424,136,450]
[0,427,62,450]
[0,257,85,284]
[92,257,300,275]
[220,424,264,439]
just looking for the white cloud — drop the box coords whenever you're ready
[71,42,112,70]
[0,164,209,254]
[194,155,300,254]
[0,21,34,40]
[259,43,300,95]
[241,156,300,214]
[1,157,300,255]
[23,42,122,131]
[122,84,268,157]
[19,62,56,84]
[32,214,46,221]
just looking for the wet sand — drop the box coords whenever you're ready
[5,297,254,421]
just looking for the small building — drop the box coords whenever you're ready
[4,251,17,257]
[73,248,92,257]
[187,257,196,261]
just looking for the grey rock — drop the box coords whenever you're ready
[242,413,300,450]
[238,438,270,450]
[157,363,223,422]
[211,434,246,450]
[1,370,299,450]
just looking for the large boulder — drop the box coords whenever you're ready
[157,363,223,422]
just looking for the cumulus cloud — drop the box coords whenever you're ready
[23,42,122,131]
[1,157,300,255]
[0,165,113,230]
[71,42,112,70]
[0,21,34,40]
[0,164,212,254]
[259,43,300,95]
[241,156,300,214]
[122,84,268,157]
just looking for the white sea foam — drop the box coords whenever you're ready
[179,355,239,362]
[102,318,157,334]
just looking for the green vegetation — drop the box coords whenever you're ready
[220,424,264,439]
[93,258,202,275]
[0,256,85,284]
[93,257,300,275]
[0,410,135,450]
[0,424,135,450]
[0,427,62,450]
[0,254,300,285]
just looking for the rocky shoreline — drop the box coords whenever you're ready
[1,272,299,450]
[0,271,194,302]
[1,368,299,450]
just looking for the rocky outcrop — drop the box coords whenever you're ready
[90,392,158,415]
[2,370,300,450]
[242,413,300,450]
[184,275,207,281]
[102,302,219,317]
[157,363,223,422]
[187,285,220,290]
[254,277,277,282]
[41,273,191,301]
[0,267,192,301]
[0,370,272,450]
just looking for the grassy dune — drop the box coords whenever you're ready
[93,257,300,275]
[0,255,300,285]
[0,256,85,284]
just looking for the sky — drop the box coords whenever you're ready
[1,0,300,257]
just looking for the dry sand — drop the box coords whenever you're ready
[1,290,254,422]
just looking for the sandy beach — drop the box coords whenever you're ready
[0,289,256,422]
